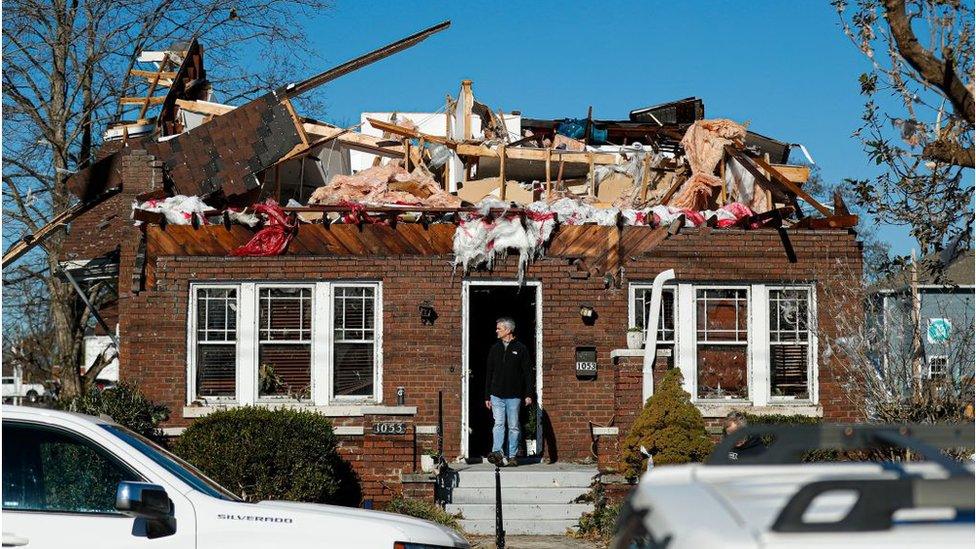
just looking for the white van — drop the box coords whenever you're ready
[1,405,470,549]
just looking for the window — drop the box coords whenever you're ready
[194,287,237,398]
[2,422,140,514]
[696,288,749,399]
[189,282,382,405]
[631,286,676,343]
[258,287,312,399]
[769,288,812,400]
[333,285,378,398]
[927,355,948,380]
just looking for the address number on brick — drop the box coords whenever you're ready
[373,422,407,435]
[576,362,597,372]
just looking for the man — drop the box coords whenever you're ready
[485,317,534,467]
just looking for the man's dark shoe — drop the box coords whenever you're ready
[506,457,519,467]
[486,451,503,466]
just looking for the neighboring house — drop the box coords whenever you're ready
[869,248,975,383]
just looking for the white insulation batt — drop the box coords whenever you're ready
[453,198,759,280]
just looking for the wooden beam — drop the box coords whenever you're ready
[130,69,177,79]
[770,164,810,184]
[498,145,508,200]
[366,117,452,146]
[456,143,617,165]
[461,79,473,140]
[174,99,234,115]
[120,96,166,105]
[750,154,833,217]
[282,99,310,147]
[284,20,450,98]
[794,215,859,229]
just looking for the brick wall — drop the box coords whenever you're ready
[115,227,861,502]
[63,145,163,262]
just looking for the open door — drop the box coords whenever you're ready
[464,282,541,460]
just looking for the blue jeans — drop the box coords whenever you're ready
[490,395,521,458]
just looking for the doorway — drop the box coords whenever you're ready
[462,281,542,459]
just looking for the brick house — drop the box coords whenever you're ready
[51,37,865,505]
[59,144,863,504]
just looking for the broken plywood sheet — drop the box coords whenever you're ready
[456,177,539,204]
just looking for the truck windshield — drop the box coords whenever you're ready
[102,425,243,502]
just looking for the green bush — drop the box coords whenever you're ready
[621,369,712,479]
[571,482,620,545]
[56,383,170,441]
[173,407,360,505]
[385,496,463,533]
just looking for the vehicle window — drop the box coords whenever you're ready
[2,422,140,514]
[103,425,243,502]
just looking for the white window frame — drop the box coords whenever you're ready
[692,285,752,403]
[671,282,818,407]
[187,281,383,406]
[926,355,948,380]
[329,282,383,403]
[255,283,316,403]
[767,286,817,404]
[187,284,240,404]
[629,284,676,344]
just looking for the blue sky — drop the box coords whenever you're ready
[284,0,916,253]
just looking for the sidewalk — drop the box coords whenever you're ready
[469,534,604,548]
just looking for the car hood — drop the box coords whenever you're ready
[255,500,469,548]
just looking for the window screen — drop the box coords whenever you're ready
[769,289,811,399]
[258,287,312,398]
[195,288,237,398]
[333,286,377,397]
[632,287,676,343]
[696,289,749,399]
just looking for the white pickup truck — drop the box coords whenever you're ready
[612,424,975,549]
[1,377,46,404]
[1,405,470,549]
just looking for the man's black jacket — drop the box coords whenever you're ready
[485,339,535,400]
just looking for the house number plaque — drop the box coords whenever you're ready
[372,422,407,435]
[575,346,597,379]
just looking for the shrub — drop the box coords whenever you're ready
[385,496,464,532]
[173,407,360,505]
[571,482,620,545]
[621,369,712,479]
[56,383,170,441]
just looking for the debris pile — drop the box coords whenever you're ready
[49,21,857,279]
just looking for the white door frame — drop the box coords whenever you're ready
[460,280,544,459]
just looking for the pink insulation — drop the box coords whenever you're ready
[671,119,747,210]
[308,164,461,208]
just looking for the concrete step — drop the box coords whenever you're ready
[447,486,589,504]
[455,469,597,488]
[459,518,580,536]
[447,503,594,521]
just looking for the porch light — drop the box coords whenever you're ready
[579,304,597,325]
[419,301,438,325]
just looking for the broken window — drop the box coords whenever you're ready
[696,288,749,400]
[332,285,378,398]
[258,287,312,399]
[769,288,811,399]
[194,288,237,398]
[631,286,676,343]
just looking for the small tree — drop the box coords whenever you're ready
[621,369,713,480]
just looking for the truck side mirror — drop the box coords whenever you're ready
[115,481,177,539]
